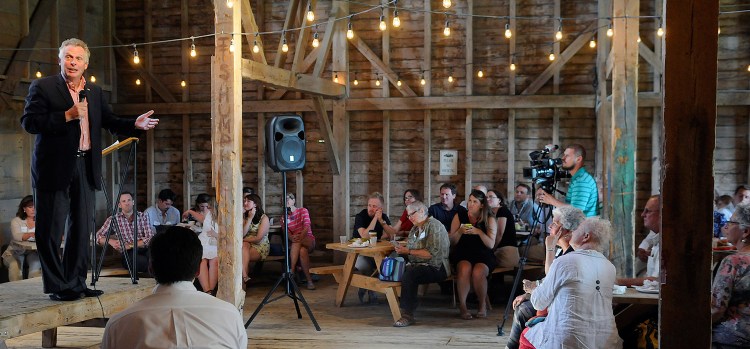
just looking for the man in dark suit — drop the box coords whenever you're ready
[21,38,159,301]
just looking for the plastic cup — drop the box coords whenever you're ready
[370,236,377,246]
[368,231,377,239]
[340,236,347,244]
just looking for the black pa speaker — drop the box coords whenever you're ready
[265,115,306,172]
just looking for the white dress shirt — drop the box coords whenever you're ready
[102,281,247,349]
[526,250,622,348]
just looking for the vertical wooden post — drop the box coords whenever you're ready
[660,0,717,345]
[212,0,244,308]
[422,0,432,201]
[144,0,155,208]
[181,0,192,211]
[650,0,663,195]
[595,0,612,218]
[506,0,517,199]
[608,0,638,276]
[332,0,349,249]
[381,0,391,212]
[464,0,473,201]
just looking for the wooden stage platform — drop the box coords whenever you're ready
[0,277,155,349]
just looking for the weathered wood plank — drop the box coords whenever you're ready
[241,58,346,97]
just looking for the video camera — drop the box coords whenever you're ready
[522,144,571,193]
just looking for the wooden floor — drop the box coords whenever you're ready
[5,266,522,348]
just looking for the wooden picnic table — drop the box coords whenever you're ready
[613,287,659,329]
[317,242,403,321]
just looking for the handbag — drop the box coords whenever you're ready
[379,256,405,282]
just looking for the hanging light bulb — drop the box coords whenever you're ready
[657,20,665,37]
[252,33,260,53]
[312,32,320,48]
[392,9,400,28]
[379,14,387,31]
[442,0,451,9]
[397,75,402,86]
[135,78,141,85]
[353,73,359,86]
[90,75,96,83]
[443,17,451,37]
[637,36,641,43]
[347,21,354,39]
[375,77,381,86]
[555,23,563,41]
[133,45,140,64]
[226,0,233,8]
[229,38,235,53]
[447,69,454,83]
[549,48,555,61]
[181,80,186,87]
[504,23,512,39]
[306,3,314,22]
[420,72,426,86]
[606,24,614,37]
[589,39,596,48]
[718,27,721,35]
[333,72,339,84]
[190,39,197,58]
[477,69,484,78]
[510,62,516,71]
[35,69,42,78]
[281,36,289,53]
[747,64,750,72]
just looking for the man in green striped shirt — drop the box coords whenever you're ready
[536,144,599,217]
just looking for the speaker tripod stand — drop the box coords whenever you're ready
[245,171,320,331]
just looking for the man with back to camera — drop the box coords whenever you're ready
[21,38,158,301]
[144,188,181,231]
[536,144,599,217]
[101,226,247,348]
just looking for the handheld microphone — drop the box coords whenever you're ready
[78,89,86,102]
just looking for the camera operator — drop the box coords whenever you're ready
[536,144,599,217]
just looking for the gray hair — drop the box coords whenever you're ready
[406,201,428,219]
[574,217,612,253]
[552,205,585,231]
[369,192,385,206]
[735,203,750,227]
[59,38,90,63]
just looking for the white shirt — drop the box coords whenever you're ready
[198,211,219,260]
[101,281,247,349]
[526,250,622,348]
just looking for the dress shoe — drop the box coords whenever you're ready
[81,288,104,297]
[49,289,82,301]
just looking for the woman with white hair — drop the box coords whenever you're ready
[520,217,622,349]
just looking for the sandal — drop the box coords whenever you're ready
[475,311,487,319]
[460,312,474,320]
[393,316,414,327]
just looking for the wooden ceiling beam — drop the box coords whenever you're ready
[638,42,662,75]
[274,0,302,68]
[349,36,416,97]
[241,58,345,97]
[241,0,267,64]
[268,47,320,100]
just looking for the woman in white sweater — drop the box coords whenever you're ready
[2,195,41,280]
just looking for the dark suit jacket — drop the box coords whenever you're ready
[21,74,138,191]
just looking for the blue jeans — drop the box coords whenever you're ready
[507,299,536,349]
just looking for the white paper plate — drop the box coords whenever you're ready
[27,237,36,242]
[634,285,659,294]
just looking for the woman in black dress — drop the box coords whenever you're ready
[449,189,497,320]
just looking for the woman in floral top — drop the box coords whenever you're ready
[712,203,750,347]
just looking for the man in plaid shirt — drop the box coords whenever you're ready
[96,191,154,273]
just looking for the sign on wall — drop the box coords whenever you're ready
[439,150,458,176]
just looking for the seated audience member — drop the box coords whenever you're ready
[181,194,219,295]
[101,226,247,348]
[387,189,422,238]
[353,192,397,303]
[460,185,488,208]
[285,193,316,290]
[711,203,750,348]
[428,183,468,233]
[505,206,584,349]
[392,201,451,327]
[450,189,497,320]
[144,188,180,231]
[96,192,154,273]
[716,194,734,222]
[487,189,519,268]
[520,217,622,349]
[1,195,41,280]
[509,184,537,228]
[241,193,270,284]
[617,195,661,287]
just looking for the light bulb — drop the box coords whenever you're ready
[306,4,314,22]
[35,70,42,78]
[190,43,196,57]
[347,22,354,39]
[229,39,235,53]
[504,24,512,39]
[379,15,387,31]
[133,47,140,64]
[442,0,451,8]
[181,80,186,87]
[448,75,453,83]
[477,69,484,78]
[443,21,451,36]
[375,78,381,86]
[253,40,260,53]
[397,79,402,87]
[392,10,400,28]
[226,0,233,8]
[333,73,339,83]
[589,39,596,48]
[549,52,555,61]
[312,33,320,48]
[136,78,141,85]
[747,64,750,72]
[657,27,664,37]
[281,38,289,53]
[420,77,426,85]
[353,78,359,86]
[555,26,563,41]
[718,27,721,35]
[90,75,96,83]
[637,36,641,43]
[606,26,613,37]
[510,62,516,71]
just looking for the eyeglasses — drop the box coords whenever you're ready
[726,220,747,227]
[407,210,419,219]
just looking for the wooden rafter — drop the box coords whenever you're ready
[241,58,345,97]
[274,0,302,68]
[349,36,416,97]
[312,96,341,174]
[521,22,597,95]
[241,0,267,64]
[268,47,320,100]
[638,42,662,75]
[113,36,177,103]
[313,5,341,77]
